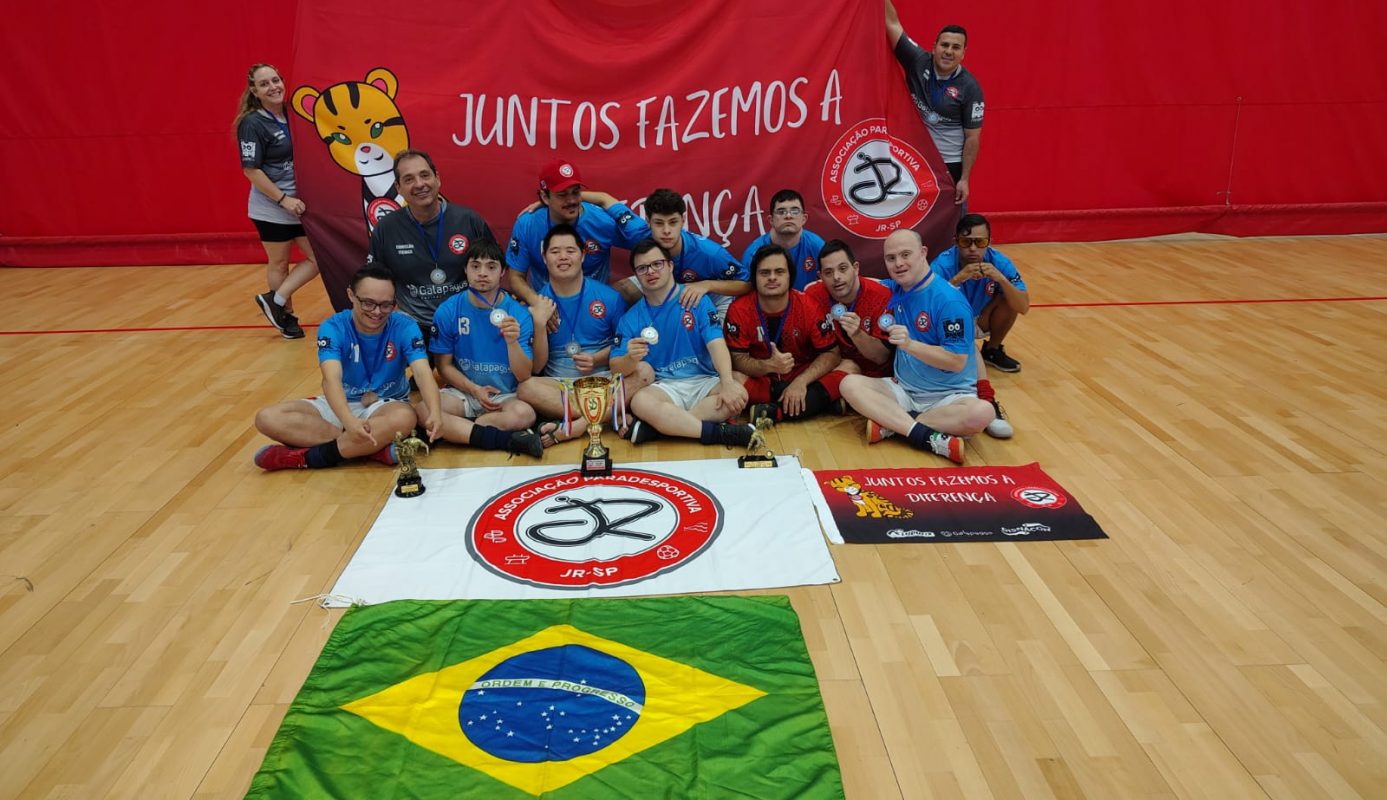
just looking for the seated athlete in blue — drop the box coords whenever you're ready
[642,188,751,322]
[839,229,995,464]
[516,223,655,448]
[608,239,757,448]
[930,213,1030,372]
[929,213,1029,439]
[252,263,442,471]
[419,239,545,457]
[739,189,828,292]
[506,156,650,306]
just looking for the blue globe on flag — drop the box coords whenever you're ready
[458,644,645,762]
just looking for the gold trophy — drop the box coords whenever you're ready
[392,431,429,498]
[573,376,616,477]
[739,415,778,468]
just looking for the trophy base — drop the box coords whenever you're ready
[394,476,426,498]
[581,454,613,477]
[738,454,778,469]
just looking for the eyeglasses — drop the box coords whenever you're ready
[633,259,671,275]
[357,298,397,312]
[772,208,804,219]
[956,236,991,248]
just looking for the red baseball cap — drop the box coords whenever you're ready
[539,158,583,193]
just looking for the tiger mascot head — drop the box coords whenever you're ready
[826,475,863,497]
[291,67,409,179]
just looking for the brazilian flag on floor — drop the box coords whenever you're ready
[247,595,844,798]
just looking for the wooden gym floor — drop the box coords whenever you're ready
[1,234,1385,799]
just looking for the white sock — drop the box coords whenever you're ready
[273,292,288,307]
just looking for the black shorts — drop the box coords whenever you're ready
[252,219,307,243]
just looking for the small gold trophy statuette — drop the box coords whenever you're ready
[739,415,778,468]
[393,431,429,498]
[573,376,615,477]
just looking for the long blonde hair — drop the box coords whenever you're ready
[233,63,282,132]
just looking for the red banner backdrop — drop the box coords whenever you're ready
[287,0,956,309]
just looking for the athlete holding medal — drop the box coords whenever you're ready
[518,224,654,448]
[368,150,495,344]
[805,239,895,398]
[839,230,995,464]
[418,240,544,457]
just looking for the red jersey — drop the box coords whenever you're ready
[724,289,835,370]
[804,278,893,378]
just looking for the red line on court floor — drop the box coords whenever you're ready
[1,295,1383,336]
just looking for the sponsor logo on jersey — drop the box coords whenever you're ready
[942,317,965,341]
[971,101,985,122]
[240,141,256,158]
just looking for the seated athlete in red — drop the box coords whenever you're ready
[723,244,842,423]
[803,239,894,407]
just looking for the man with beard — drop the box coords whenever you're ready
[839,230,994,464]
[739,189,827,291]
[609,240,755,448]
[724,244,841,424]
[367,149,495,341]
[507,157,651,305]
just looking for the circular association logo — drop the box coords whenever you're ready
[946,86,961,100]
[559,163,575,178]
[367,197,401,225]
[585,239,600,254]
[589,300,607,319]
[802,257,815,274]
[986,281,998,296]
[1011,487,1068,509]
[915,311,931,331]
[459,644,642,762]
[680,269,697,283]
[449,234,469,255]
[681,310,695,330]
[820,118,939,239]
[467,469,723,588]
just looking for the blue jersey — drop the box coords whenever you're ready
[881,275,976,395]
[429,292,534,394]
[611,285,724,381]
[673,230,747,285]
[930,246,1027,317]
[507,201,650,289]
[315,310,426,402]
[740,229,827,291]
[540,278,629,378]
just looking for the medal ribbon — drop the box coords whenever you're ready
[409,200,448,267]
[754,293,794,351]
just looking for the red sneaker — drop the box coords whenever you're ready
[866,419,895,444]
[928,432,965,465]
[254,444,308,471]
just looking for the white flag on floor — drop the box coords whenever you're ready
[327,456,839,605]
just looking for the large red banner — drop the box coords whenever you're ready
[287,0,956,309]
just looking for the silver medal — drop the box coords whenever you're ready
[830,303,847,319]
[640,326,660,345]
[490,308,508,327]
[429,268,446,285]
[565,339,582,357]
[926,111,942,125]
[878,313,896,329]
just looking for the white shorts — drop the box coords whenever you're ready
[880,378,977,415]
[648,375,721,411]
[303,396,401,428]
[442,386,518,418]
[542,363,614,380]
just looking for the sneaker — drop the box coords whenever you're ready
[749,403,778,425]
[981,343,1021,373]
[254,444,308,471]
[628,420,660,445]
[717,423,755,448]
[832,397,850,416]
[866,419,895,444]
[255,291,294,334]
[508,429,544,458]
[368,443,398,465]
[984,400,1014,439]
[281,310,306,340]
[927,432,966,465]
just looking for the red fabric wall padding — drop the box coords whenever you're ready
[2,0,1384,268]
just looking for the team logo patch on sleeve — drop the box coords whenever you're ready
[449,234,469,255]
[317,336,332,349]
[411,336,425,350]
[240,141,256,158]
[726,320,740,337]
[943,318,966,341]
[508,237,521,255]
[616,211,634,225]
[971,101,985,121]
[724,263,740,278]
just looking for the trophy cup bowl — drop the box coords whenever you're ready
[573,376,614,477]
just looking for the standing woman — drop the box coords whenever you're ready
[236,63,319,339]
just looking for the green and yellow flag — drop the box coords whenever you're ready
[247,596,843,798]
